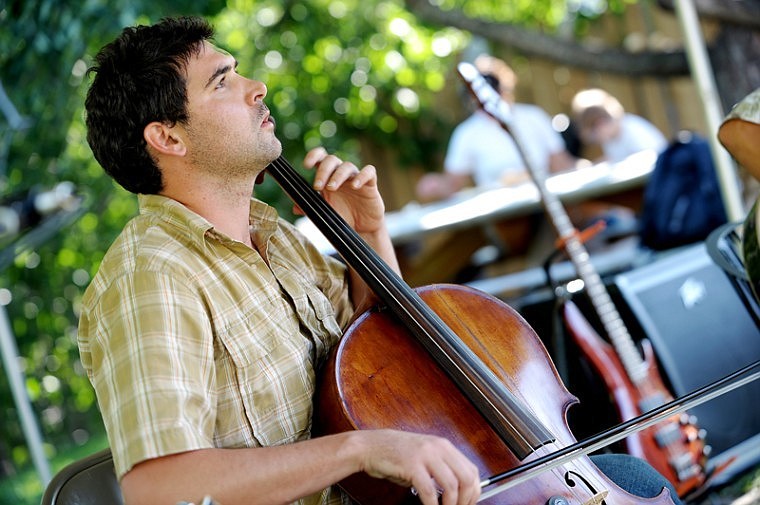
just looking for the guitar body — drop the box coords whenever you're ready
[563,300,707,498]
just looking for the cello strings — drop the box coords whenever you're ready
[270,156,598,501]
[271,157,546,437]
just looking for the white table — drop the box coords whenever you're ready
[296,149,658,256]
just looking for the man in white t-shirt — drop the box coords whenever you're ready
[416,55,579,202]
[444,103,567,187]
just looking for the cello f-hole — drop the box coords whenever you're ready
[564,470,608,505]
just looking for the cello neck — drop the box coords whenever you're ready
[266,155,554,458]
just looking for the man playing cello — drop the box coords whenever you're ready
[78,15,681,505]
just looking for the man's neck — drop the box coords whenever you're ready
[162,177,257,247]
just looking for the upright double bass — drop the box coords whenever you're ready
[266,152,676,504]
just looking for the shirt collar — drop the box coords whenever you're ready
[137,193,280,247]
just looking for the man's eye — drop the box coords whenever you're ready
[216,77,226,89]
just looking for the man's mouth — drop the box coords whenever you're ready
[262,108,276,129]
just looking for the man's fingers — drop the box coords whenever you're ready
[303,146,328,168]
[352,164,376,188]
[320,162,360,190]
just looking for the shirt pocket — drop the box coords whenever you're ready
[284,271,343,361]
[215,310,316,448]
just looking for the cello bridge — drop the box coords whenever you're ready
[581,490,608,505]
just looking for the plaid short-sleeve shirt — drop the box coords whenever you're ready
[78,194,354,504]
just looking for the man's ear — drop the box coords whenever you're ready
[144,121,187,157]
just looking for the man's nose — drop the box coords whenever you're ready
[246,79,267,104]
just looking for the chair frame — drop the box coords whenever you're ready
[40,448,124,505]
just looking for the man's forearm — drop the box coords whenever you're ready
[120,432,363,505]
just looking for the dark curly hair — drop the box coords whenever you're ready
[85,16,214,194]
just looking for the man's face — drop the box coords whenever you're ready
[181,42,282,179]
[581,114,616,145]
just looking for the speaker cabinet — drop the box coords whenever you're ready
[614,243,760,484]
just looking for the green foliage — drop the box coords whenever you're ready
[0,432,109,504]
[566,0,642,38]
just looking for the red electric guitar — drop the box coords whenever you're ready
[458,61,713,499]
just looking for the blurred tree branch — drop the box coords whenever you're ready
[405,0,690,75]
[658,0,760,30]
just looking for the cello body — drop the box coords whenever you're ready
[314,284,675,505]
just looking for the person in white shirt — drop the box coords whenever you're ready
[571,88,668,164]
[416,55,579,202]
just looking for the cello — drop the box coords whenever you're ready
[266,155,675,504]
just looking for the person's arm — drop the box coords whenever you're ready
[548,150,586,174]
[415,172,473,202]
[415,119,476,202]
[719,118,760,182]
[120,429,481,505]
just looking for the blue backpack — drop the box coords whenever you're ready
[639,132,728,250]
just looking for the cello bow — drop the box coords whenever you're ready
[478,359,760,500]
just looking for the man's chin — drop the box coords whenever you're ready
[269,140,283,162]
[255,139,288,184]
[259,139,283,165]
